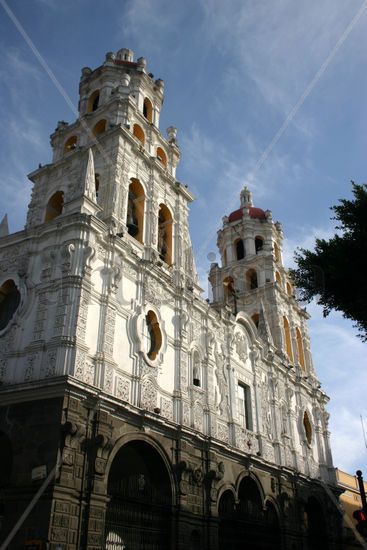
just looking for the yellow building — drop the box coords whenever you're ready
[336,468,367,549]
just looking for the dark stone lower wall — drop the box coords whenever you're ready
[0,382,344,550]
[0,394,64,548]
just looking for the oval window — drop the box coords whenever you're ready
[142,311,162,361]
[303,411,312,445]
[0,279,21,330]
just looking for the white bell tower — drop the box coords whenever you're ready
[209,186,313,375]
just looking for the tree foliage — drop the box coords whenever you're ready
[290,182,367,340]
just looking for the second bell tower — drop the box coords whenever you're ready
[209,186,314,375]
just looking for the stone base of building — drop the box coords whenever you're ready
[0,378,343,550]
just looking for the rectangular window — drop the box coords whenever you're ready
[238,383,253,430]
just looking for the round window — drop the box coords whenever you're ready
[0,279,21,331]
[142,311,162,361]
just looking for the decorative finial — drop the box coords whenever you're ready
[166,126,177,144]
[257,300,274,346]
[84,149,97,203]
[240,186,253,207]
[0,214,9,238]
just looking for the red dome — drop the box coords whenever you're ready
[228,206,266,222]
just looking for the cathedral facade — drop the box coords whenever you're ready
[0,49,342,549]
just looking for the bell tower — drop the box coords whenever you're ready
[209,186,313,375]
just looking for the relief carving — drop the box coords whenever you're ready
[116,377,130,401]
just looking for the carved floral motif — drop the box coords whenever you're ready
[116,377,130,401]
[160,397,173,421]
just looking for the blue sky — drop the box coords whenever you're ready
[0,0,366,473]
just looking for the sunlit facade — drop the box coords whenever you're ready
[0,48,342,550]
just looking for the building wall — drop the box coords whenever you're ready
[0,47,343,550]
[336,468,367,549]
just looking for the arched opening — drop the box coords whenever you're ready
[286,281,292,296]
[192,350,201,387]
[158,204,173,265]
[275,271,281,285]
[274,242,280,262]
[235,239,245,260]
[105,440,172,550]
[63,135,77,154]
[238,476,263,521]
[87,89,100,113]
[223,276,234,300]
[0,280,21,331]
[189,530,200,550]
[45,191,64,222]
[143,311,162,361]
[143,97,153,122]
[93,119,106,137]
[237,477,264,547]
[126,179,145,244]
[263,501,281,549]
[0,431,13,537]
[255,236,264,253]
[251,313,260,329]
[218,490,237,550]
[133,124,145,146]
[303,411,312,445]
[296,327,306,370]
[95,173,100,200]
[306,496,329,550]
[246,269,258,290]
[156,147,167,167]
[283,317,293,361]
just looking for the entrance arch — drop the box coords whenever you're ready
[218,489,238,550]
[104,440,172,550]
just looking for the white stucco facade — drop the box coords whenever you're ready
[0,48,335,489]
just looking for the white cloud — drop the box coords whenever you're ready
[200,0,359,112]
[282,223,335,268]
[304,300,367,473]
[329,408,367,473]
[119,0,188,55]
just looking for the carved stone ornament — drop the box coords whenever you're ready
[45,351,57,378]
[141,377,157,411]
[0,245,28,275]
[95,457,106,475]
[104,366,113,392]
[0,358,7,382]
[215,349,229,417]
[115,377,130,401]
[24,353,38,382]
[192,468,204,486]
[193,401,203,431]
[160,397,173,421]
[75,349,86,380]
[217,421,229,443]
[231,331,247,359]
[182,401,190,426]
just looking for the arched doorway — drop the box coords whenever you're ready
[105,440,172,550]
[0,432,13,540]
[305,496,329,550]
[237,476,263,548]
[263,501,281,550]
[218,490,238,550]
[236,477,280,550]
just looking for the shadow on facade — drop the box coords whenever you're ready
[0,419,343,550]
